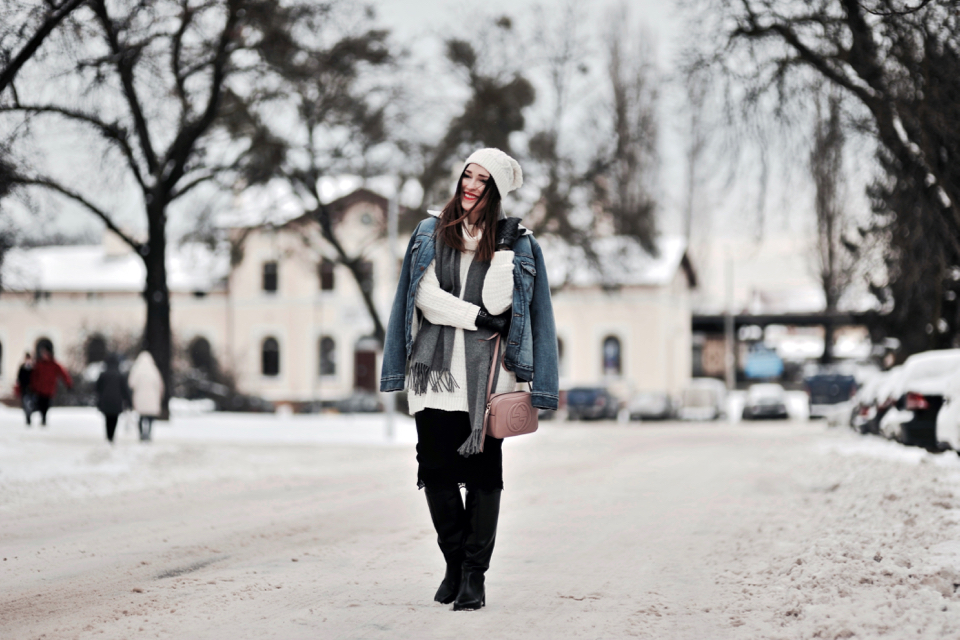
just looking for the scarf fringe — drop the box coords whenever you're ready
[457,426,485,457]
[410,364,460,395]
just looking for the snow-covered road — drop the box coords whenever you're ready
[2,407,960,639]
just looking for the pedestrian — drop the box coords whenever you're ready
[15,352,36,426]
[95,354,131,444]
[128,350,164,442]
[30,346,73,427]
[380,148,559,611]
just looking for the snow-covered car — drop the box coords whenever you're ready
[935,370,960,452]
[741,383,789,420]
[627,391,674,421]
[878,349,960,448]
[850,371,886,434]
[678,378,727,421]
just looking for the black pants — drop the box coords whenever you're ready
[21,394,35,425]
[36,395,52,425]
[415,408,503,491]
[104,414,119,442]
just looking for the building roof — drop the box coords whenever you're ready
[1,242,229,293]
[539,234,694,289]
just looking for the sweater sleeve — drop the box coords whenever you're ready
[481,250,515,315]
[416,258,480,330]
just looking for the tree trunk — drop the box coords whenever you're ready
[142,204,172,418]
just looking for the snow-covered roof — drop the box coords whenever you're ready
[538,234,691,288]
[1,242,229,293]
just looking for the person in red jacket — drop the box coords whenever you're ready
[30,346,73,426]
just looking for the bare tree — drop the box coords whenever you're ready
[810,88,856,362]
[686,0,960,354]
[0,0,344,410]
[592,5,659,253]
[0,0,87,95]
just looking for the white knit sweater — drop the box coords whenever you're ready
[407,224,517,415]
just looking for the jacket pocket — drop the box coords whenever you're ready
[518,260,536,302]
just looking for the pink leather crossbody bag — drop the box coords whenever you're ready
[483,334,538,445]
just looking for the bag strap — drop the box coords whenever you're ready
[484,333,532,404]
[485,334,501,404]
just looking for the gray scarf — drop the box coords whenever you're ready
[409,233,497,456]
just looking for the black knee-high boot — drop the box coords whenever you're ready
[423,483,467,604]
[453,486,501,611]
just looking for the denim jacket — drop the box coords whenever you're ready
[380,215,559,410]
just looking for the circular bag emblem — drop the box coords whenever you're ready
[508,403,531,432]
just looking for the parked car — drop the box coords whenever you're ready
[336,391,383,413]
[850,372,886,434]
[678,378,727,421]
[879,349,960,448]
[741,383,789,420]
[804,373,857,419]
[566,387,620,421]
[627,391,674,421]
[935,370,960,453]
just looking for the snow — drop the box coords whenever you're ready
[4,407,960,638]
[1,241,229,293]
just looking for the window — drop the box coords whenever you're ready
[262,337,280,376]
[0,339,3,376]
[262,261,278,293]
[602,336,622,376]
[319,336,336,376]
[356,260,373,294]
[319,258,335,291]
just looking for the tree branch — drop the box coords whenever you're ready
[0,0,88,95]
[162,1,240,193]
[1,103,146,189]
[16,175,141,252]
[89,0,160,177]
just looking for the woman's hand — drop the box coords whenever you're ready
[476,308,511,334]
[495,217,522,251]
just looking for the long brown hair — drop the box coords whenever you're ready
[436,167,501,262]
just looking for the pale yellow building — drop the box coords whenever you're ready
[0,189,695,406]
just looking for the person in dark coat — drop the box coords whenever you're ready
[15,352,35,426]
[96,354,131,444]
[30,346,73,426]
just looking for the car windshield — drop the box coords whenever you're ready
[682,388,716,407]
[567,389,600,405]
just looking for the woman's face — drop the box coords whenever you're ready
[460,163,491,212]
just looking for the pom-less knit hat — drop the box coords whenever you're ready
[461,148,523,197]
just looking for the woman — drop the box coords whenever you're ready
[380,148,559,611]
[30,345,73,427]
[128,350,164,442]
[96,354,131,444]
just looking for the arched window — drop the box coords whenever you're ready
[261,337,280,376]
[319,258,335,291]
[86,335,108,364]
[189,336,215,375]
[35,337,54,359]
[319,336,336,376]
[602,336,622,376]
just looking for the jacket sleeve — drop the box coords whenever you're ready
[529,239,560,410]
[58,363,73,390]
[380,227,419,392]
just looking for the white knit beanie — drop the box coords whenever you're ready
[461,148,523,197]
